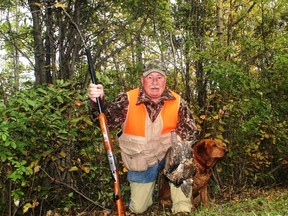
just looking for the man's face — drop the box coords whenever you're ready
[141,72,166,102]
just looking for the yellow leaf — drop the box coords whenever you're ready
[83,116,93,126]
[33,3,43,7]
[60,151,67,158]
[69,166,78,172]
[216,134,223,139]
[264,133,270,139]
[204,133,211,138]
[200,115,206,120]
[41,150,53,157]
[123,166,128,173]
[55,2,67,9]
[58,166,65,172]
[215,138,223,144]
[74,100,83,106]
[23,203,33,214]
[218,125,225,132]
[33,200,39,207]
[223,139,230,144]
[216,166,223,172]
[29,160,39,168]
[80,149,88,157]
[34,165,41,174]
[80,165,90,174]
[213,115,219,119]
[51,155,57,161]
[79,124,86,130]
[196,124,202,130]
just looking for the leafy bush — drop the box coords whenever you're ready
[0,80,128,215]
[1,75,287,215]
[198,60,288,189]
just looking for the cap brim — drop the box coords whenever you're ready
[143,69,166,77]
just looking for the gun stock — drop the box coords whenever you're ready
[86,49,126,216]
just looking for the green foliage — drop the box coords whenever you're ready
[0,0,288,214]
[0,80,128,215]
[195,53,288,187]
[195,189,288,216]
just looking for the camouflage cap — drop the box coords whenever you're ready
[142,59,166,76]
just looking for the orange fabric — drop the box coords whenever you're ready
[124,88,180,136]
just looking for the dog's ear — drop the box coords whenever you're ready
[194,140,208,158]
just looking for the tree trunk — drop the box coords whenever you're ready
[216,0,224,42]
[45,3,53,84]
[196,61,206,108]
[28,0,46,84]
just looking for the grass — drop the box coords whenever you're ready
[46,187,288,215]
[143,187,288,216]
[191,187,288,216]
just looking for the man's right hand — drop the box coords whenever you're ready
[88,83,104,102]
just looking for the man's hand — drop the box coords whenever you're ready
[88,83,104,102]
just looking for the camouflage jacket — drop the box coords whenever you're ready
[90,86,198,142]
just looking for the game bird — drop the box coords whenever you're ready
[163,131,196,197]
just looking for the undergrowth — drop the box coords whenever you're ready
[192,187,288,216]
[134,187,288,216]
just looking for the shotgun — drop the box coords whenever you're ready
[86,48,126,216]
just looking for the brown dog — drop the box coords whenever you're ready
[158,139,227,210]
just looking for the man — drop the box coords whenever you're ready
[88,59,198,214]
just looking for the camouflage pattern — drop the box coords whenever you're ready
[90,86,198,143]
[142,59,167,77]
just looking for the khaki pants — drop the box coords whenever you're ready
[129,181,192,214]
[170,183,192,213]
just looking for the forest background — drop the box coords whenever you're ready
[0,0,287,215]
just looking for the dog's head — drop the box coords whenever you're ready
[193,139,228,168]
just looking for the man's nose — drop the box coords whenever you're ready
[152,78,158,84]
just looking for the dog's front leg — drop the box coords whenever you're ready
[190,190,197,211]
[200,185,209,207]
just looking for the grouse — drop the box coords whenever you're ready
[163,131,196,197]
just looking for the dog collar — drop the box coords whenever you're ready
[193,152,208,170]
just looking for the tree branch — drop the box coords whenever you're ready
[40,168,108,211]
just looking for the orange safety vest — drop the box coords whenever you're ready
[124,88,180,136]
